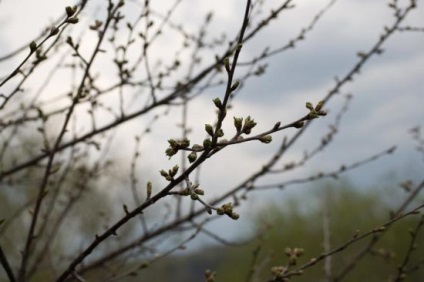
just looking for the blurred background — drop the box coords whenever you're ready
[0,0,423,281]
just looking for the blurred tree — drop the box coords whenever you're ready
[0,0,423,281]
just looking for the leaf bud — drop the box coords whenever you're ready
[65,6,77,18]
[224,57,230,72]
[168,139,178,148]
[307,111,319,119]
[315,100,324,111]
[50,26,59,36]
[305,102,314,111]
[67,17,79,24]
[293,121,304,128]
[187,152,197,163]
[66,36,74,47]
[170,165,179,177]
[159,170,168,178]
[229,212,240,220]
[216,128,224,138]
[194,188,204,195]
[203,138,212,148]
[259,135,272,144]
[165,147,177,158]
[233,117,243,132]
[230,80,240,92]
[29,41,37,52]
[146,181,152,199]
[217,207,225,215]
[180,138,190,148]
[205,124,214,136]
[213,97,222,109]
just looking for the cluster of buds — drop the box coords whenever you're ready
[179,184,204,200]
[159,165,179,181]
[233,116,257,135]
[65,6,79,24]
[270,266,288,281]
[205,124,224,138]
[216,202,240,220]
[165,138,190,159]
[305,101,327,120]
[285,247,304,266]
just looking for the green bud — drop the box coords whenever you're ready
[213,97,222,108]
[65,6,77,18]
[259,135,272,144]
[50,26,59,36]
[146,181,152,199]
[194,188,204,195]
[242,116,257,134]
[307,111,319,119]
[205,124,214,136]
[190,193,199,200]
[293,121,304,128]
[187,152,197,163]
[66,36,74,47]
[216,207,225,215]
[224,57,230,72]
[230,80,240,92]
[159,170,168,178]
[180,138,190,148]
[216,128,224,138]
[221,202,233,214]
[29,41,37,52]
[67,17,79,24]
[165,147,177,158]
[168,139,178,148]
[170,165,179,177]
[229,212,240,220]
[233,117,243,132]
[315,100,324,111]
[306,102,314,111]
[203,138,212,148]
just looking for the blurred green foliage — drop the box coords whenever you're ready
[134,182,423,282]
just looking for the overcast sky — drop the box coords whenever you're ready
[1,0,424,243]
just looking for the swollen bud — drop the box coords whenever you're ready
[146,181,152,200]
[259,135,272,144]
[233,117,243,132]
[165,147,177,158]
[205,124,214,136]
[187,152,197,163]
[293,121,304,128]
[305,102,314,111]
[65,6,77,18]
[230,80,240,92]
[170,165,179,177]
[213,97,222,109]
[50,26,59,36]
[203,138,212,148]
[29,41,37,52]
[315,100,324,111]
[67,17,79,24]
[224,57,230,73]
